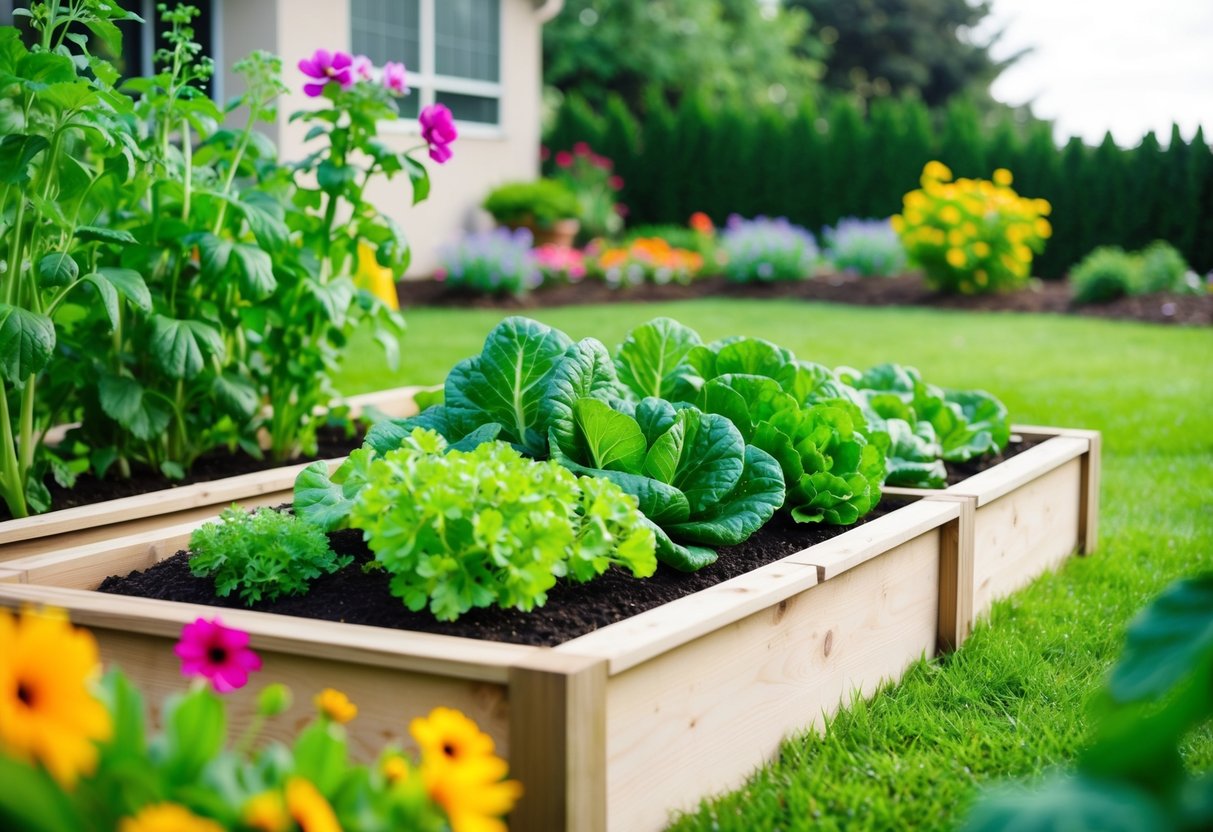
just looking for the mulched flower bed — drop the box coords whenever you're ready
[398,272,1212,326]
[1,427,364,522]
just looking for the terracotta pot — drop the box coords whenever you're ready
[505,217,581,249]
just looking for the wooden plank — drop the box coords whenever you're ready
[508,652,608,832]
[602,531,940,832]
[340,384,436,419]
[0,583,541,683]
[786,499,960,580]
[971,457,1083,619]
[76,625,511,765]
[1070,429,1102,554]
[0,568,24,583]
[932,494,976,652]
[945,436,1087,508]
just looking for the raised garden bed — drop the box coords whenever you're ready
[885,424,1101,638]
[0,497,965,832]
[0,386,426,563]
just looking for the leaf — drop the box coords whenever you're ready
[305,277,355,326]
[0,134,49,184]
[95,267,152,312]
[546,338,622,455]
[405,154,430,204]
[36,251,78,287]
[292,720,349,795]
[712,337,794,378]
[196,233,233,279]
[1108,573,1213,704]
[161,689,226,786]
[212,372,259,420]
[232,192,289,252]
[150,315,224,379]
[615,317,703,400]
[82,272,119,329]
[961,776,1170,832]
[946,388,1011,454]
[697,379,753,439]
[317,159,356,194]
[294,449,377,532]
[17,51,75,88]
[643,416,685,484]
[671,410,746,515]
[0,304,55,383]
[76,225,137,245]
[0,756,82,832]
[231,243,277,299]
[98,373,171,440]
[573,398,647,472]
[668,445,785,546]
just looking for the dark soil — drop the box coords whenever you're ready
[98,496,917,647]
[3,426,363,522]
[945,434,1044,486]
[398,272,1213,326]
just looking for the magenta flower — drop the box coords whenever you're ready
[573,141,590,156]
[299,48,355,97]
[382,61,408,95]
[174,617,262,693]
[555,150,573,169]
[609,175,624,191]
[351,54,373,81]
[419,103,457,164]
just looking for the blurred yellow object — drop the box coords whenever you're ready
[355,241,400,311]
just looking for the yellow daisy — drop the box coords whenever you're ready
[243,790,290,832]
[314,688,358,724]
[119,803,225,832]
[286,777,342,832]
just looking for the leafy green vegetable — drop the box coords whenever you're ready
[614,317,703,401]
[551,396,785,571]
[347,429,656,621]
[188,506,350,605]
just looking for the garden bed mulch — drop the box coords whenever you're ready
[398,272,1212,326]
[1,427,364,522]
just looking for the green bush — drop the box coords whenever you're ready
[483,179,580,229]
[188,507,350,605]
[1070,247,1142,303]
[1138,240,1195,294]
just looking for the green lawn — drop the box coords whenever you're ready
[337,299,1213,831]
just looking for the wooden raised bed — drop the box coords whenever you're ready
[0,498,965,832]
[885,424,1101,641]
[0,386,426,562]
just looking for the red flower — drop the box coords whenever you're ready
[609,175,624,191]
[555,151,574,168]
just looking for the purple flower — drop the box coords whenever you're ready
[382,61,408,95]
[419,104,457,164]
[299,48,355,97]
[351,54,373,81]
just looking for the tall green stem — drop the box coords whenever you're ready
[0,378,28,519]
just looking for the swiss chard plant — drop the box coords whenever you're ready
[614,319,886,525]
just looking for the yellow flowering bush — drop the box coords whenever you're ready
[892,161,1052,294]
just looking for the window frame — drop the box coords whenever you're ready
[352,0,505,137]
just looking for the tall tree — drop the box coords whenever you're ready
[543,0,826,113]
[787,0,1016,108]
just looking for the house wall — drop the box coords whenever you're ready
[221,0,546,277]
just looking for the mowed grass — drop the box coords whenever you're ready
[336,298,1213,831]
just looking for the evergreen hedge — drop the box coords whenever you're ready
[545,94,1213,278]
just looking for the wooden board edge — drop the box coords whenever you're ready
[339,384,438,419]
[0,567,25,584]
[0,582,540,683]
[1079,431,1101,554]
[508,652,608,832]
[926,494,976,652]
[944,435,1088,507]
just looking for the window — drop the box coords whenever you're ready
[351,0,501,127]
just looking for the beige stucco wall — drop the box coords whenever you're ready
[221,0,544,276]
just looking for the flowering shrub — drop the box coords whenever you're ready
[534,243,588,284]
[547,142,626,240]
[823,218,908,277]
[622,218,722,267]
[893,162,1051,294]
[0,608,520,832]
[435,227,542,295]
[720,215,818,282]
[590,238,705,287]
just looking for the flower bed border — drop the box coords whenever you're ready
[0,496,964,832]
[0,386,428,563]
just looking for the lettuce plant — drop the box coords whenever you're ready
[614,319,885,525]
[345,429,657,621]
[188,506,350,605]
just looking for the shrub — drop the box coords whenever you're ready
[590,237,705,287]
[822,217,908,277]
[1138,240,1198,294]
[1069,246,1142,303]
[482,179,580,228]
[188,507,350,605]
[720,215,818,282]
[347,430,657,621]
[548,142,626,240]
[893,162,1052,294]
[435,228,541,295]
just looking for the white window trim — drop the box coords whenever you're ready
[354,0,505,138]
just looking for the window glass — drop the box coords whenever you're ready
[434,0,499,82]
[350,0,420,70]
[435,91,499,124]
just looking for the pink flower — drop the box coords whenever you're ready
[351,54,373,80]
[419,103,457,164]
[555,151,573,169]
[382,61,408,95]
[434,267,447,282]
[591,154,613,171]
[573,141,590,156]
[299,48,355,97]
[609,175,624,191]
[174,617,262,693]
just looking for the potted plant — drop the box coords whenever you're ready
[482,179,581,247]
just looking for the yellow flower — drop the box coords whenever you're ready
[947,229,966,247]
[411,707,521,832]
[993,168,1013,186]
[314,688,357,724]
[974,269,989,287]
[922,160,952,182]
[1035,218,1052,239]
[890,214,906,234]
[286,777,342,832]
[1034,198,1052,216]
[945,248,967,268]
[354,241,400,312]
[243,791,290,832]
[1014,244,1033,264]
[0,607,111,787]
[382,754,411,785]
[119,803,225,832]
[973,242,991,258]
[904,208,925,225]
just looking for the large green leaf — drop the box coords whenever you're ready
[615,317,703,400]
[945,388,1011,456]
[668,444,785,546]
[294,449,376,532]
[671,409,746,514]
[96,267,152,312]
[961,777,1170,832]
[573,398,647,472]
[36,251,78,287]
[212,371,259,420]
[546,338,622,455]
[75,225,137,245]
[161,689,226,785]
[0,304,54,383]
[0,134,49,184]
[231,243,277,299]
[711,337,794,378]
[643,415,686,484]
[150,315,224,379]
[0,756,82,832]
[98,373,171,441]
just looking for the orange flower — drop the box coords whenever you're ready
[689,211,714,234]
[286,777,341,832]
[314,688,357,724]
[119,803,225,832]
